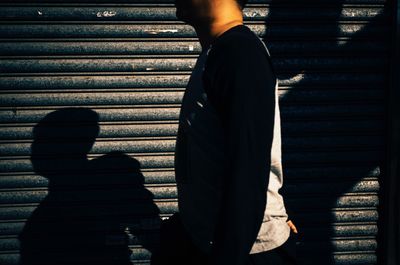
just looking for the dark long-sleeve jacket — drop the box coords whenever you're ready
[175,25,289,265]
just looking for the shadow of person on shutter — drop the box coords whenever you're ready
[262,1,387,264]
[19,108,161,265]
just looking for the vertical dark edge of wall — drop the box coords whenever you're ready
[381,0,400,264]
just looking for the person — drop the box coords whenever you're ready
[152,0,298,264]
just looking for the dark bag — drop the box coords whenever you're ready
[151,213,209,265]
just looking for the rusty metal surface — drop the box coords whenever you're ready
[0,0,391,265]
[0,40,387,56]
[0,23,389,38]
[0,6,388,21]
[0,151,385,173]
[0,57,388,73]
[0,119,384,140]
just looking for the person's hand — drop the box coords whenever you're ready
[287,220,298,234]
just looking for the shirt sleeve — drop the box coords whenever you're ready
[203,35,277,265]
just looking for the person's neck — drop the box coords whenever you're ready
[194,5,244,50]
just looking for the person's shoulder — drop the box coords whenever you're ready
[209,25,267,59]
[205,25,271,72]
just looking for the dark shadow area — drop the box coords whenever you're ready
[263,1,389,264]
[19,108,160,265]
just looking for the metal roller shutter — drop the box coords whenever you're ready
[0,0,392,264]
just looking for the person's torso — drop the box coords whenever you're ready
[174,25,290,254]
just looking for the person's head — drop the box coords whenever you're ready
[175,0,247,26]
[31,108,99,177]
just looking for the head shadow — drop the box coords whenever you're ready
[19,108,160,265]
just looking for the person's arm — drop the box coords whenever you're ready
[204,35,277,265]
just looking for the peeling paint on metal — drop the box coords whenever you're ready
[247,11,261,18]
[96,10,117,18]
[145,29,179,35]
